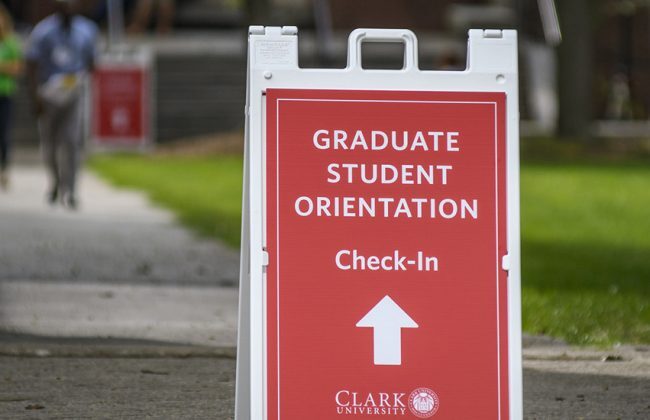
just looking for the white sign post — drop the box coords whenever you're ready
[237,26,521,420]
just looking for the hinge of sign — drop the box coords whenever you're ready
[501,254,511,271]
[249,25,265,35]
[281,26,298,36]
[262,250,269,267]
[249,25,297,37]
[483,29,503,39]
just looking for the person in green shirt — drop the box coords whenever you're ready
[0,4,21,190]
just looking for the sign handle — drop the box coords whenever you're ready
[347,28,419,72]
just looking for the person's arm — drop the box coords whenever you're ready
[25,28,44,116]
[0,38,23,77]
[26,60,43,116]
[0,59,21,76]
[88,24,98,73]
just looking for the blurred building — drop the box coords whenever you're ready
[5,0,649,145]
[592,1,650,137]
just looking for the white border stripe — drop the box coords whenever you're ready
[276,100,281,420]
[273,96,502,420]
[495,102,501,418]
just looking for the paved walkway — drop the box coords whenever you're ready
[1,162,649,419]
[0,164,239,347]
[0,338,648,419]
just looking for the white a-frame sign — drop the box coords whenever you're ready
[237,26,522,420]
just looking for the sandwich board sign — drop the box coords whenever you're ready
[90,47,153,151]
[237,27,521,420]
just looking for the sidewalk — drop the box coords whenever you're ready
[0,161,649,419]
[522,338,650,419]
[0,336,648,419]
[0,163,239,347]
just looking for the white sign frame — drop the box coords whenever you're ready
[237,26,521,420]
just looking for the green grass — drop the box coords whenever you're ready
[89,154,243,247]
[521,163,650,345]
[90,153,650,346]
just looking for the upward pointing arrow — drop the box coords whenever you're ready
[356,295,418,365]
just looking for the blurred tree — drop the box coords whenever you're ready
[245,0,269,24]
[557,0,593,139]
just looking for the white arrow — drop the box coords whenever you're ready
[356,295,418,365]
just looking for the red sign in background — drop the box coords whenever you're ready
[92,66,149,144]
[266,89,508,419]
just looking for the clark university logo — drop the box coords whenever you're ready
[408,388,439,418]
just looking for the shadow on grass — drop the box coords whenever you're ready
[522,239,650,295]
[522,239,650,345]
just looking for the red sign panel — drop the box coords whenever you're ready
[92,66,149,144]
[266,89,508,419]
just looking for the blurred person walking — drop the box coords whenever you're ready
[26,0,98,209]
[0,4,22,191]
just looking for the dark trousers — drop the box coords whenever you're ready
[39,91,83,197]
[0,96,12,171]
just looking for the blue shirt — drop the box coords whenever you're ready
[26,14,98,84]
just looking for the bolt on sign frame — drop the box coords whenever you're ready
[237,26,521,420]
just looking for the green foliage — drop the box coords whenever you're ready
[90,153,650,346]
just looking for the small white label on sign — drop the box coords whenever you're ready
[255,40,293,66]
